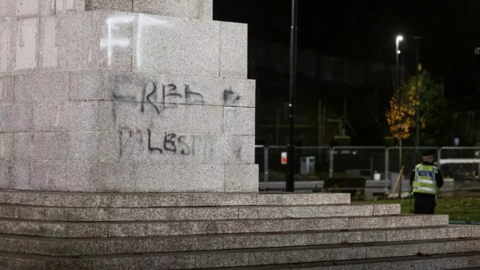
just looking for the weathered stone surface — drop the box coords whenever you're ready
[225,165,259,192]
[449,225,473,238]
[0,217,380,238]
[106,215,448,237]
[373,204,400,216]
[0,204,403,222]
[1,11,245,78]
[224,107,255,135]
[0,133,14,162]
[15,72,69,103]
[1,0,212,22]
[220,22,248,79]
[0,103,33,132]
[1,240,480,269]
[0,76,14,104]
[237,205,375,220]
[0,162,30,190]
[256,193,351,205]
[133,0,212,20]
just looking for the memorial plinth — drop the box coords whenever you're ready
[0,0,257,193]
[1,1,480,269]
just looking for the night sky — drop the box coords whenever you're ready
[214,0,480,109]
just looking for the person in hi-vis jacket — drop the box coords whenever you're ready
[410,150,444,214]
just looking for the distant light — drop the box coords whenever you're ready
[396,35,404,42]
[397,50,401,54]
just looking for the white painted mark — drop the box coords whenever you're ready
[136,14,167,68]
[100,14,168,67]
[100,15,135,66]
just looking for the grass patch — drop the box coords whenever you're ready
[353,197,480,222]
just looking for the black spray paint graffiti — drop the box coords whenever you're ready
[119,128,192,157]
[223,88,241,105]
[147,129,191,155]
[147,129,162,154]
[140,82,207,114]
[109,75,244,158]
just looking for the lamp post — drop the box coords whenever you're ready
[286,0,298,192]
[395,35,403,198]
[395,35,403,91]
[414,36,422,153]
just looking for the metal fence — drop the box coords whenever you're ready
[255,146,480,196]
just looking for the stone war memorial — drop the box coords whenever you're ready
[1,1,480,269]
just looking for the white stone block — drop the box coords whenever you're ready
[0,1,15,18]
[0,103,33,132]
[223,135,255,164]
[15,72,69,102]
[224,107,255,135]
[29,161,67,190]
[225,164,259,192]
[184,105,223,134]
[14,18,39,71]
[0,133,14,161]
[60,101,99,131]
[40,0,56,17]
[56,0,85,15]
[133,0,212,20]
[134,163,186,192]
[69,71,106,101]
[131,13,220,76]
[13,133,34,161]
[0,162,30,190]
[67,131,98,161]
[16,0,40,17]
[39,16,58,68]
[96,131,119,162]
[33,103,63,131]
[220,22,248,79]
[0,21,16,72]
[185,164,224,192]
[86,0,132,12]
[33,132,70,161]
[96,162,135,192]
[56,12,95,45]
[0,77,15,104]
[64,162,98,191]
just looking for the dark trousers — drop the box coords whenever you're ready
[413,194,436,214]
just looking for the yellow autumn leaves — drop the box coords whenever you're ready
[386,84,424,140]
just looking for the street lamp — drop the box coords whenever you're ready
[286,0,298,192]
[395,35,403,199]
[395,35,403,91]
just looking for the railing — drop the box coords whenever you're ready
[255,146,480,196]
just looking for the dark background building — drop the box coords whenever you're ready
[214,0,480,147]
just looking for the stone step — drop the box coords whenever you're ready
[0,226,477,256]
[0,215,448,238]
[0,204,399,222]
[0,191,351,207]
[220,253,480,270]
[0,238,479,269]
